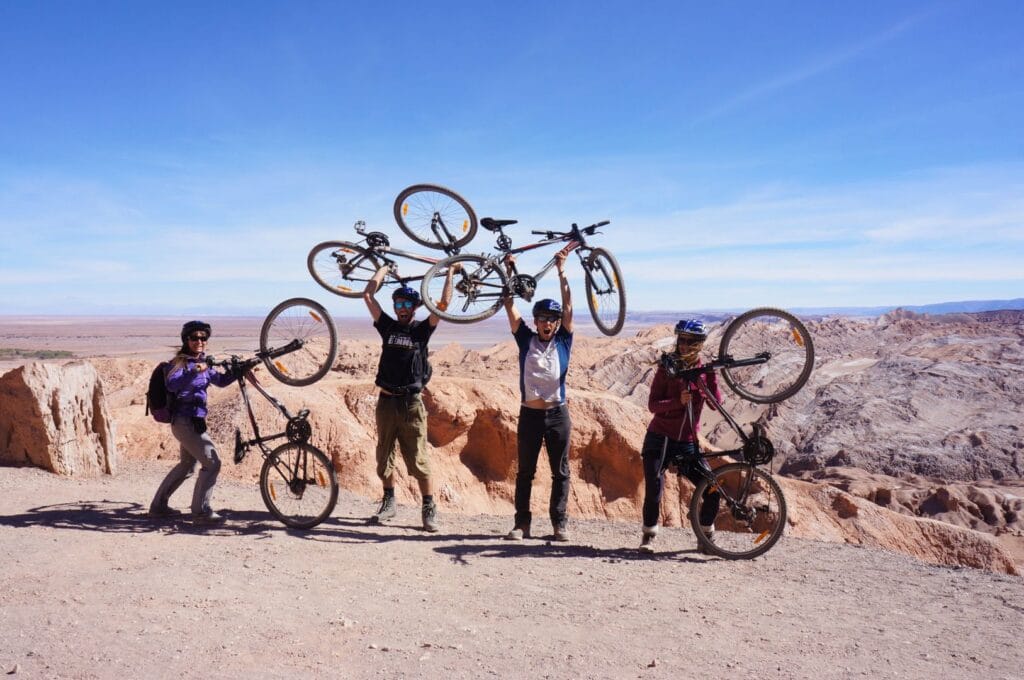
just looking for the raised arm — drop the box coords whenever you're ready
[555,244,576,333]
[428,262,461,328]
[363,265,387,323]
[503,293,522,333]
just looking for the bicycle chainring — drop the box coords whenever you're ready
[365,231,391,249]
[742,434,775,465]
[512,274,537,302]
[286,417,312,444]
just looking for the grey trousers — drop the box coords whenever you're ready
[150,418,222,515]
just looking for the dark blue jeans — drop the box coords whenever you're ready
[641,431,720,528]
[514,404,571,528]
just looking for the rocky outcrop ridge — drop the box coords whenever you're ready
[0,361,117,475]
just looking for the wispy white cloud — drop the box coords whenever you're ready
[697,12,932,122]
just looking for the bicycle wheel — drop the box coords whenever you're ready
[718,307,814,403]
[307,241,380,299]
[690,463,786,560]
[583,247,626,336]
[420,254,508,323]
[260,298,338,386]
[260,443,339,529]
[394,184,478,251]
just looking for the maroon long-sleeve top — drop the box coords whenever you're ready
[646,362,721,442]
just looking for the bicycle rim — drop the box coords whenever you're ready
[420,254,506,323]
[260,298,338,386]
[307,241,379,299]
[583,247,626,336]
[260,444,339,529]
[718,307,814,403]
[690,463,786,560]
[393,184,478,251]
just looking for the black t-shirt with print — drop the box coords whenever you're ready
[373,312,435,394]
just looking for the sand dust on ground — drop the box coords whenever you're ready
[1,462,1022,679]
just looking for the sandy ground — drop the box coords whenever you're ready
[2,462,1022,680]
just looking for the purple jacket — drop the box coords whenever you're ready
[165,354,236,419]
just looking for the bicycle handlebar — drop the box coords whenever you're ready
[206,339,304,374]
[529,220,610,240]
[663,351,770,381]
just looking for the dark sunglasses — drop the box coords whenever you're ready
[535,315,559,324]
[188,334,209,342]
[394,300,415,310]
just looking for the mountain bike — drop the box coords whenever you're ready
[308,221,450,299]
[418,218,627,335]
[207,343,339,530]
[660,308,814,558]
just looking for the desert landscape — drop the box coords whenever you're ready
[2,309,1023,678]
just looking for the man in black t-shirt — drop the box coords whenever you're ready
[363,264,457,532]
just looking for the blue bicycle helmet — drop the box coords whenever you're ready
[532,299,562,318]
[181,320,212,342]
[674,319,707,339]
[392,286,421,306]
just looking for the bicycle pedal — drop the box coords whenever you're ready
[233,429,248,464]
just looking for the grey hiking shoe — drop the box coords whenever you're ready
[552,522,571,542]
[639,533,656,554]
[370,495,396,524]
[147,506,183,519]
[422,502,439,532]
[191,510,225,525]
[504,525,530,541]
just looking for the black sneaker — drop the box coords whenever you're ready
[370,495,397,524]
[422,502,439,533]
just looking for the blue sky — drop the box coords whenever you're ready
[1,1,1022,316]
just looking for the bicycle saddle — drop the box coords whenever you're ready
[481,217,518,231]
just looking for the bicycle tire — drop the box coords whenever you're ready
[583,247,627,336]
[307,241,381,299]
[393,184,478,251]
[260,443,338,529]
[259,298,338,386]
[419,254,508,323]
[690,462,786,560]
[718,307,814,404]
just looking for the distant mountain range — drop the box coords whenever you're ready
[626,298,1024,322]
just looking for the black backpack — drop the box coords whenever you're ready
[145,362,175,423]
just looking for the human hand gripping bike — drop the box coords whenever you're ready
[418,217,627,335]
[664,308,815,559]
[307,184,478,298]
[206,298,340,529]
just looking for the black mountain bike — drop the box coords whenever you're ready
[208,330,339,529]
[419,218,627,335]
[662,307,814,558]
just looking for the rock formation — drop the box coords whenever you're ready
[0,361,117,475]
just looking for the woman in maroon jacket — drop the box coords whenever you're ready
[638,319,721,554]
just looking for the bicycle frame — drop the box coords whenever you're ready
[346,222,445,287]
[210,351,319,482]
[475,221,610,302]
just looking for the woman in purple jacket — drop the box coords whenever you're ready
[638,319,721,554]
[149,320,237,524]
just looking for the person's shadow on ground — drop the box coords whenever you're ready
[0,500,712,564]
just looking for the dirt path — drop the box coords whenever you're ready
[1,462,1022,679]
